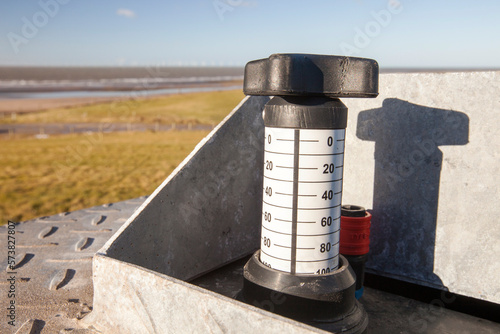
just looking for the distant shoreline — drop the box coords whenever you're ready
[1,65,496,80]
[0,82,242,113]
[0,66,244,81]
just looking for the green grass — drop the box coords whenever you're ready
[0,90,245,224]
[1,90,245,125]
[0,131,210,223]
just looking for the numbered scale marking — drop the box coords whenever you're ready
[260,127,345,274]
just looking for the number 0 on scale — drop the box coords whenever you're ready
[260,127,345,274]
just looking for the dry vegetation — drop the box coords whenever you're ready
[0,90,245,224]
[1,90,245,125]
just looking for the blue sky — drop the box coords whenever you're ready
[0,0,499,68]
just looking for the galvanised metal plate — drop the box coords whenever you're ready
[0,197,146,333]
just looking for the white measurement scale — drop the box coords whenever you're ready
[260,127,345,274]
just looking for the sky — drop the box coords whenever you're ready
[0,0,499,69]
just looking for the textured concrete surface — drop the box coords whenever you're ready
[341,71,500,302]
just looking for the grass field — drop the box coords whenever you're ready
[1,90,245,224]
[1,90,245,125]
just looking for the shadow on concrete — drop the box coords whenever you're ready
[356,98,469,286]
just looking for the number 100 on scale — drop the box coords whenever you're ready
[260,127,346,274]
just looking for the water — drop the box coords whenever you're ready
[0,66,244,99]
[0,85,242,100]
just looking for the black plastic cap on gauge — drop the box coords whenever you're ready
[244,54,379,98]
[341,204,367,217]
